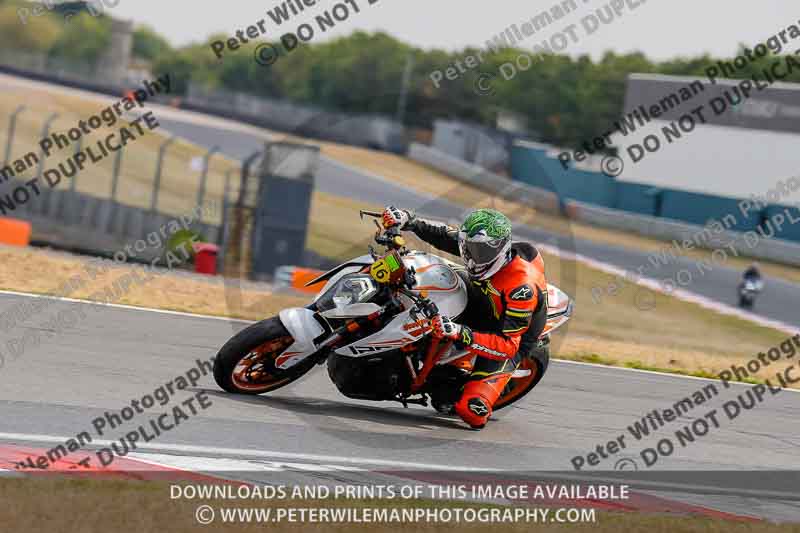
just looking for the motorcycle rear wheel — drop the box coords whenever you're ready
[493,338,549,411]
[213,317,317,395]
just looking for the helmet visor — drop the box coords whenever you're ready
[458,232,507,268]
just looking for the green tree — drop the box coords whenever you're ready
[88,26,800,150]
[152,51,198,95]
[132,25,172,61]
[0,4,62,53]
[48,12,110,63]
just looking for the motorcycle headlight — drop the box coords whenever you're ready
[316,274,379,312]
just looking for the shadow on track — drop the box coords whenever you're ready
[199,389,467,431]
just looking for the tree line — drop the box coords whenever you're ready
[2,0,798,150]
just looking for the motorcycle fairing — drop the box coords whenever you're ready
[402,252,468,318]
[542,283,573,336]
[335,310,421,356]
[278,252,571,370]
[311,255,373,302]
[275,308,325,370]
[304,257,374,288]
[334,253,468,357]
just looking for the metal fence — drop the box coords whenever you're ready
[0,99,247,270]
[186,83,407,154]
[0,47,160,96]
[0,61,323,278]
[3,100,241,210]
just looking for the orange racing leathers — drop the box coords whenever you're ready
[406,217,548,428]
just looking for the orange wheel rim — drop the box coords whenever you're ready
[495,358,538,409]
[231,336,293,392]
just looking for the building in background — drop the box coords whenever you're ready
[610,73,800,208]
[431,117,535,173]
[510,72,800,245]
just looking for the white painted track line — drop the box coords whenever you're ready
[0,432,492,471]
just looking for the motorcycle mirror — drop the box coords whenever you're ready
[360,210,382,220]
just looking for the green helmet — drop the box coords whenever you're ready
[458,209,513,280]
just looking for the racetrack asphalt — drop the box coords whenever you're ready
[0,292,798,520]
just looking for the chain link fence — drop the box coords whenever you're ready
[0,96,244,269]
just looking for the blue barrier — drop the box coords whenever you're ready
[613,182,659,216]
[510,144,553,191]
[511,142,800,243]
[510,144,616,208]
[765,204,800,243]
[659,190,761,233]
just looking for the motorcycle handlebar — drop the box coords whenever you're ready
[399,287,439,318]
[360,209,438,316]
[359,209,383,220]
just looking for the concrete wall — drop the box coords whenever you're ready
[186,84,407,154]
[568,200,800,267]
[609,119,800,205]
[408,143,559,214]
[413,139,800,265]
[614,182,660,215]
[0,50,406,154]
[96,18,134,86]
[612,73,800,205]
[766,204,800,243]
[432,120,509,170]
[3,178,221,261]
[511,141,617,208]
[659,189,762,233]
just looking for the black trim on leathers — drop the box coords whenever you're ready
[407,216,547,363]
[406,217,461,256]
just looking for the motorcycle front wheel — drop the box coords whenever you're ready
[213,317,317,395]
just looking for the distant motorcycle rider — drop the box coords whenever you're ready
[738,262,764,309]
[382,206,548,429]
[742,262,762,285]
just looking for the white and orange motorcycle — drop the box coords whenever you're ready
[213,211,572,413]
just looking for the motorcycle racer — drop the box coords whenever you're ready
[382,206,548,429]
[742,262,763,285]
